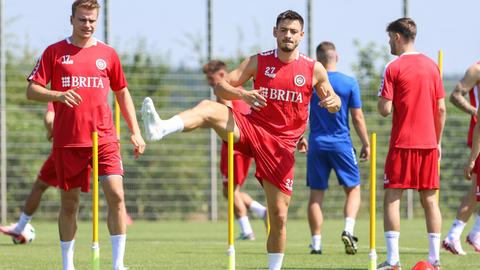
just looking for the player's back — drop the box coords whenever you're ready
[309,71,361,150]
[380,53,445,149]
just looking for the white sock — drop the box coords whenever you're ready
[428,233,441,263]
[60,240,75,270]
[111,234,126,270]
[249,201,267,218]
[160,115,184,138]
[447,219,466,240]
[238,216,253,236]
[13,212,32,234]
[344,217,355,235]
[268,253,284,270]
[469,214,480,235]
[311,234,321,251]
[385,231,400,265]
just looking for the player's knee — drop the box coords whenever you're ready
[269,210,288,229]
[34,180,50,192]
[61,198,79,216]
[196,100,221,121]
[196,99,216,112]
[420,195,438,210]
[106,189,125,208]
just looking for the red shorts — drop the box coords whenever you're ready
[231,109,296,196]
[384,148,439,190]
[37,153,59,187]
[52,142,123,193]
[220,141,252,186]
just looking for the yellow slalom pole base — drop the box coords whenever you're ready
[227,245,235,270]
[368,249,377,270]
[92,242,100,270]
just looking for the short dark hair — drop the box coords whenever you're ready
[72,0,101,16]
[202,60,227,74]
[386,17,417,41]
[316,41,336,63]
[276,10,304,29]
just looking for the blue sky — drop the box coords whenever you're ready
[5,0,480,76]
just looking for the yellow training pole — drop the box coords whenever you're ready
[115,98,120,139]
[437,50,443,202]
[368,133,377,270]
[92,131,100,270]
[227,132,235,270]
[438,50,443,78]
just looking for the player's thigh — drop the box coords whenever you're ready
[307,149,331,190]
[208,103,241,142]
[331,148,360,188]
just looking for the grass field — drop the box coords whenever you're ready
[0,218,478,269]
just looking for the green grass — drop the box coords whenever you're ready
[0,218,477,269]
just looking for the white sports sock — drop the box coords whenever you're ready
[311,234,321,251]
[60,240,75,270]
[344,217,356,235]
[249,201,267,218]
[447,219,466,240]
[268,253,284,270]
[385,231,400,265]
[13,212,32,234]
[428,233,441,263]
[469,214,480,235]
[238,216,253,236]
[111,234,126,270]
[160,115,184,138]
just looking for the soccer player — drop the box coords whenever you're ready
[377,18,445,270]
[203,60,267,240]
[0,103,57,243]
[297,41,369,255]
[25,1,146,270]
[141,10,340,270]
[448,62,480,254]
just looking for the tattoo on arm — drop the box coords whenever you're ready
[450,83,476,116]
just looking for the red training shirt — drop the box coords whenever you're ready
[28,38,127,148]
[379,52,445,149]
[250,49,315,149]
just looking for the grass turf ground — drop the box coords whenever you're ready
[0,218,478,269]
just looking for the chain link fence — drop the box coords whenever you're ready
[0,63,471,222]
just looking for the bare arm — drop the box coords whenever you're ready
[216,96,232,107]
[435,98,446,160]
[350,108,370,161]
[377,97,392,117]
[214,55,266,110]
[114,87,146,158]
[44,110,54,141]
[466,104,480,180]
[26,81,82,107]
[312,62,341,113]
[449,64,480,116]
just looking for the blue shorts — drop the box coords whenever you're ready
[306,147,360,190]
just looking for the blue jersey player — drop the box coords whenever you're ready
[298,41,370,255]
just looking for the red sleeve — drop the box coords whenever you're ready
[108,49,127,91]
[27,46,53,87]
[379,65,395,100]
